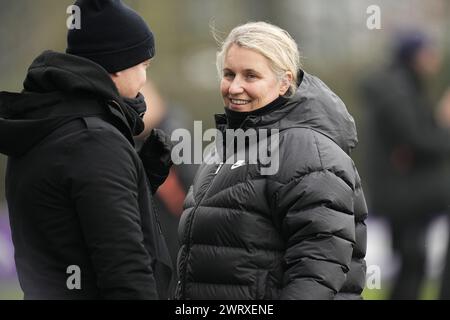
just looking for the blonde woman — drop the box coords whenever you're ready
[176,22,367,300]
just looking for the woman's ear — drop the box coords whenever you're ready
[279,71,293,95]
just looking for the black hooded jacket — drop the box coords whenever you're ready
[0,51,172,299]
[176,71,367,300]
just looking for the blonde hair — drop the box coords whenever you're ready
[215,21,301,96]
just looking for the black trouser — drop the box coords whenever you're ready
[389,214,432,300]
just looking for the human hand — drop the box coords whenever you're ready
[139,129,173,194]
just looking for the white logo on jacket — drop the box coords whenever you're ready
[230,160,246,170]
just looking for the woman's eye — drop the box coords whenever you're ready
[223,72,234,79]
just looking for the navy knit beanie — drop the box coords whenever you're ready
[393,30,430,64]
[66,0,155,73]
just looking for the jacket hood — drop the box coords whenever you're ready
[216,71,358,155]
[279,71,358,154]
[22,50,121,99]
[0,51,140,157]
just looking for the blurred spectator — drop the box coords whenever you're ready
[136,80,198,267]
[360,30,450,299]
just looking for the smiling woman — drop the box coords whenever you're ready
[217,22,299,113]
[175,21,368,300]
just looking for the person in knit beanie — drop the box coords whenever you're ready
[67,0,155,99]
[0,0,174,299]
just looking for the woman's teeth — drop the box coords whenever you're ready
[230,99,250,105]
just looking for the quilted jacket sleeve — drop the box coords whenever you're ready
[270,129,357,299]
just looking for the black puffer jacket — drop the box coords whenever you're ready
[0,51,172,299]
[176,71,367,300]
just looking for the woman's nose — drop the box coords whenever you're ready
[229,77,244,94]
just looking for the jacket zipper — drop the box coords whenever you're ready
[178,116,254,298]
